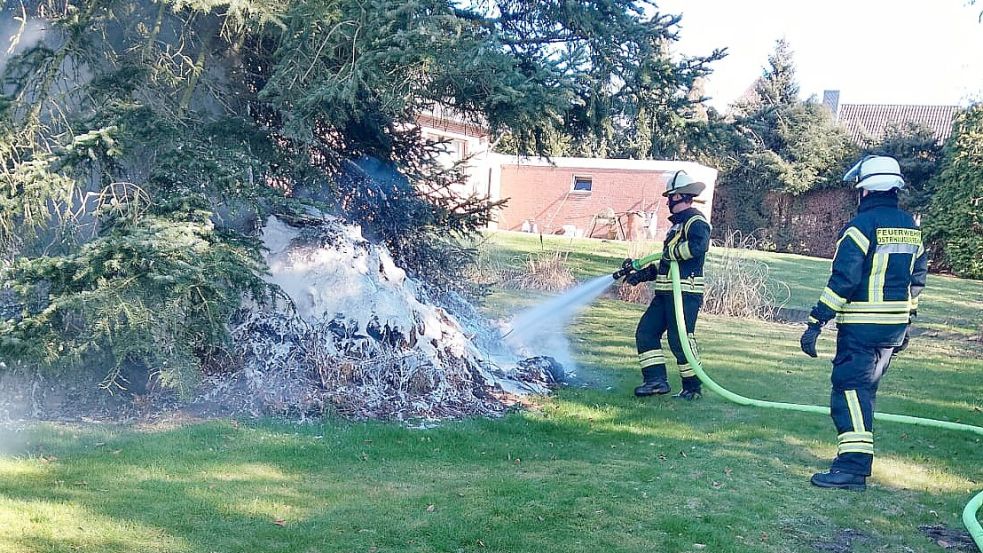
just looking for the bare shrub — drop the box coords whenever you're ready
[617,238,659,304]
[464,243,511,287]
[616,281,653,304]
[703,231,790,320]
[503,249,576,292]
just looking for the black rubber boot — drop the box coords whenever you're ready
[810,470,866,491]
[673,377,702,400]
[634,380,671,397]
[673,389,702,400]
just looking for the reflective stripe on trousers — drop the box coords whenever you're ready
[829,329,896,476]
[635,293,702,382]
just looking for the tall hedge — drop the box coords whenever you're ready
[924,105,983,279]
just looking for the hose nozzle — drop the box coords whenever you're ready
[612,258,635,280]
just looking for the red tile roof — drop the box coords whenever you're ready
[836,103,960,144]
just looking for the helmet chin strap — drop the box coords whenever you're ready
[668,195,693,210]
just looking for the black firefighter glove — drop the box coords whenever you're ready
[800,321,824,358]
[894,327,911,355]
[894,310,916,355]
[625,265,655,286]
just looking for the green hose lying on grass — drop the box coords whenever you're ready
[652,259,983,549]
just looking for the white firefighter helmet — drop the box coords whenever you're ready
[662,170,706,197]
[843,155,905,191]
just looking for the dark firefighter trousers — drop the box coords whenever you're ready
[635,293,702,387]
[829,328,897,476]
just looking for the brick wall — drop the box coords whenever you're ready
[496,165,715,239]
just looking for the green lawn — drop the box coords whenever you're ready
[1,232,981,553]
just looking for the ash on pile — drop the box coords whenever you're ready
[217,215,560,421]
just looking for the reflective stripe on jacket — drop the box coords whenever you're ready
[809,192,928,345]
[655,207,711,295]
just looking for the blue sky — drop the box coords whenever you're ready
[654,0,983,109]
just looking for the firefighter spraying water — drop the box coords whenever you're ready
[613,171,711,400]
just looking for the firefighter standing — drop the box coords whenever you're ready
[623,171,711,400]
[801,155,928,491]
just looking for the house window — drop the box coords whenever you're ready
[424,133,468,167]
[451,138,467,161]
[572,175,593,192]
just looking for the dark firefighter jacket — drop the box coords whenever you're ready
[636,207,711,295]
[809,192,928,346]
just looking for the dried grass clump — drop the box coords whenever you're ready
[616,239,659,304]
[616,280,654,304]
[703,231,790,320]
[504,250,576,292]
[464,244,510,287]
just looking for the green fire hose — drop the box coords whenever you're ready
[623,255,982,548]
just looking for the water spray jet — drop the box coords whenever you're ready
[503,275,615,382]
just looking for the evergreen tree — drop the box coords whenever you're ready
[713,39,856,246]
[0,0,721,390]
[754,38,799,108]
[923,104,983,279]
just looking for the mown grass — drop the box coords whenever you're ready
[0,231,980,553]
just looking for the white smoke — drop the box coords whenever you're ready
[0,17,49,81]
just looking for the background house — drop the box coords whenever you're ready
[491,156,717,239]
[821,89,960,144]
[415,106,498,200]
[416,110,718,239]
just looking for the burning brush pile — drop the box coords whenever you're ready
[216,215,560,421]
